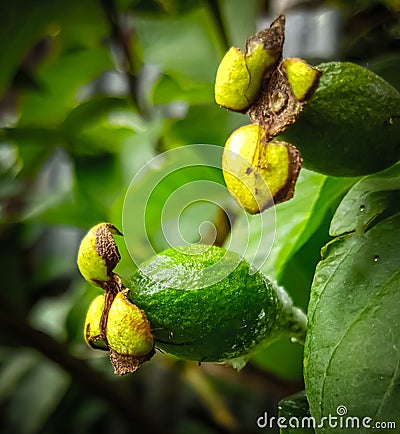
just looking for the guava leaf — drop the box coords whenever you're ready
[219,0,258,49]
[330,163,400,236]
[0,0,66,95]
[265,173,353,282]
[19,46,111,127]
[305,204,400,432]
[251,338,304,381]
[229,171,353,380]
[229,169,354,282]
[134,8,224,83]
[3,356,69,434]
[278,391,315,434]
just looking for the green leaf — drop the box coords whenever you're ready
[135,8,224,83]
[20,149,122,227]
[305,212,400,432]
[2,127,63,148]
[14,0,111,127]
[122,143,228,266]
[369,54,400,91]
[229,172,353,380]
[127,163,225,257]
[251,338,304,381]
[220,0,258,49]
[0,0,65,95]
[163,103,244,148]
[278,391,315,434]
[250,216,334,381]
[16,104,147,226]
[19,46,112,127]
[330,163,400,236]
[229,169,354,282]
[0,132,57,182]
[151,73,214,105]
[1,0,110,119]
[61,97,133,132]
[73,153,124,217]
[4,356,69,434]
[0,349,38,404]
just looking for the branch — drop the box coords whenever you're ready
[0,298,167,434]
[205,0,230,51]
[99,0,143,115]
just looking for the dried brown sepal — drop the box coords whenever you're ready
[99,285,118,345]
[249,59,322,140]
[94,223,122,277]
[271,141,302,206]
[110,348,156,376]
[99,274,124,347]
[245,14,285,79]
[77,222,123,287]
[85,321,108,350]
[249,63,302,139]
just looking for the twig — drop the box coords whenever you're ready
[204,0,230,51]
[184,364,239,432]
[99,0,142,114]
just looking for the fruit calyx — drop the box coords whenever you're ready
[107,290,155,375]
[249,57,322,141]
[216,17,322,213]
[222,124,302,213]
[77,222,123,287]
[79,223,155,375]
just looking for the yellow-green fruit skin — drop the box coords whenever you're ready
[77,223,114,284]
[215,47,249,111]
[279,62,400,176]
[107,292,154,357]
[282,58,321,101]
[222,124,289,214]
[244,43,276,105]
[215,44,276,112]
[84,294,106,349]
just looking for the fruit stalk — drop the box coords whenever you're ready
[78,224,155,375]
[274,284,307,345]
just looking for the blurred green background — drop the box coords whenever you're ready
[0,1,399,433]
